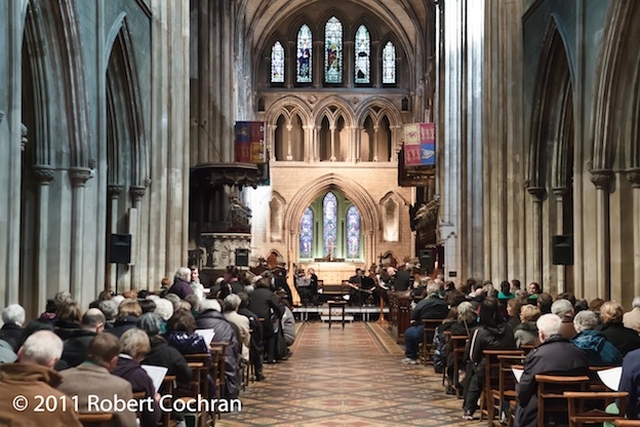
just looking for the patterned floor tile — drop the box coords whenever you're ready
[216,321,482,426]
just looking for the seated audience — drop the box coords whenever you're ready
[108,298,143,338]
[0,330,81,426]
[249,278,284,364]
[444,301,478,394]
[112,328,161,427]
[557,292,577,306]
[237,292,264,381]
[625,297,640,334]
[61,308,106,368]
[528,282,541,299]
[223,294,251,362]
[598,301,640,357]
[510,279,522,292]
[462,297,516,420]
[620,343,640,420]
[99,299,118,328]
[401,282,448,365]
[137,312,192,385]
[0,303,25,350]
[551,298,576,340]
[165,308,209,355]
[536,292,553,314]
[58,333,137,427]
[514,304,541,347]
[0,339,17,363]
[196,299,240,398]
[507,299,523,329]
[515,314,589,427]
[153,298,174,333]
[168,267,195,300]
[589,297,606,314]
[190,265,205,301]
[571,310,622,366]
[138,298,156,314]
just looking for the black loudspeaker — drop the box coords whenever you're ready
[552,235,574,265]
[419,249,434,273]
[109,234,132,264]
[235,248,249,267]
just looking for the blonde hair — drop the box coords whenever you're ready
[600,301,624,324]
[520,304,541,322]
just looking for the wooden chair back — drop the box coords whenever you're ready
[564,390,628,427]
[615,421,640,427]
[535,374,590,427]
[447,334,468,398]
[77,413,113,427]
[490,354,526,425]
[421,318,444,364]
[159,375,176,427]
[480,349,524,422]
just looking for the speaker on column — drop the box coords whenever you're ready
[552,235,574,265]
[109,234,132,264]
[235,248,249,267]
[419,249,434,274]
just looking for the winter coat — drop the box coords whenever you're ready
[571,329,623,366]
[514,321,538,347]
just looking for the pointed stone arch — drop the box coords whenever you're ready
[284,173,380,264]
[313,96,356,127]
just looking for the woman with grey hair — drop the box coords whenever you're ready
[137,313,192,384]
[442,301,478,394]
[570,310,622,366]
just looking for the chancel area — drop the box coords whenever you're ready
[3,0,640,426]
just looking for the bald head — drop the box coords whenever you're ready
[81,308,106,332]
[386,267,396,276]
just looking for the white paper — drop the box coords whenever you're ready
[597,366,622,391]
[512,367,524,383]
[141,364,168,393]
[195,328,215,345]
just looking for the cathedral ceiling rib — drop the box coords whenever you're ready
[241,0,427,61]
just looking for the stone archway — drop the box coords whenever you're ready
[283,173,380,266]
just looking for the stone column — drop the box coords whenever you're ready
[373,125,380,162]
[286,123,293,160]
[268,124,277,161]
[107,185,124,292]
[552,187,568,294]
[627,168,640,299]
[69,167,92,303]
[590,169,613,300]
[313,40,323,88]
[329,125,336,161]
[303,125,312,162]
[32,165,54,314]
[129,186,146,291]
[390,125,401,162]
[527,187,545,285]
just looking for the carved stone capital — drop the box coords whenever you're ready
[32,165,55,185]
[69,167,92,188]
[129,186,146,203]
[626,168,640,188]
[527,186,546,202]
[107,185,125,198]
[552,187,568,201]
[590,169,614,191]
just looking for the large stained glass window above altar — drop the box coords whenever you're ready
[346,205,361,258]
[300,207,313,258]
[323,192,337,257]
[324,17,342,83]
[297,25,312,83]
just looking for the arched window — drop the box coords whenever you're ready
[323,192,337,256]
[346,205,361,258]
[324,17,342,83]
[271,41,285,83]
[354,25,370,84]
[382,41,396,84]
[297,25,312,83]
[300,207,313,258]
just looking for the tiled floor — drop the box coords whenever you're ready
[217,321,481,426]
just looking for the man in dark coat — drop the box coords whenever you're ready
[238,292,265,380]
[401,282,448,364]
[167,267,194,300]
[515,313,589,427]
[249,279,284,363]
[0,303,25,351]
[61,308,105,367]
[393,266,412,292]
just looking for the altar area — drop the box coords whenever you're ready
[297,261,365,286]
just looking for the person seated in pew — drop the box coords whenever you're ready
[514,313,589,427]
[571,310,622,366]
[440,301,478,394]
[619,340,640,420]
[513,304,541,348]
[58,333,138,427]
[347,268,375,306]
[401,281,448,365]
[551,298,577,340]
[598,301,640,357]
[462,297,517,420]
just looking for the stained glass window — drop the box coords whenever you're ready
[346,205,361,258]
[300,207,313,258]
[382,41,396,84]
[354,25,370,84]
[323,192,337,257]
[271,41,285,83]
[297,25,312,83]
[324,17,342,83]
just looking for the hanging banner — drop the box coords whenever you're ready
[234,121,265,163]
[403,122,435,166]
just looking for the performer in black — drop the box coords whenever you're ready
[348,268,375,306]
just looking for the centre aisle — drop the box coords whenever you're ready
[218,322,479,426]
